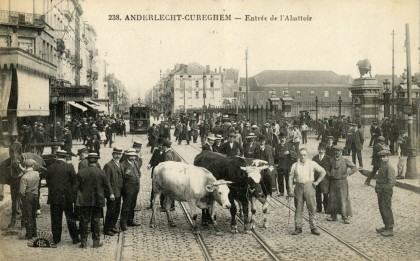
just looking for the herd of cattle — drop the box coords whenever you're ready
[151,151,271,234]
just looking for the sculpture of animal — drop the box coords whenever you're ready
[356,59,372,78]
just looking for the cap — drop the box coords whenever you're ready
[229,133,236,138]
[378,149,391,156]
[86,153,100,159]
[24,159,37,167]
[133,141,142,148]
[245,133,257,139]
[77,147,88,155]
[377,136,385,141]
[112,147,123,154]
[56,150,68,158]
[333,145,344,151]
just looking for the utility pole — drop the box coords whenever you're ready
[203,72,206,120]
[245,48,249,120]
[404,23,418,179]
[391,30,395,118]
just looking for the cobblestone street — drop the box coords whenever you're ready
[0,130,419,261]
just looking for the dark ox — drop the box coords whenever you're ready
[194,151,269,233]
[150,161,231,234]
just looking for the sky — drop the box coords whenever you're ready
[79,0,420,101]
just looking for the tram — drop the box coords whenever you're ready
[129,104,150,134]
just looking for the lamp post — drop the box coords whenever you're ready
[50,90,59,154]
[338,95,342,117]
[203,72,206,120]
[383,78,391,118]
[315,96,319,121]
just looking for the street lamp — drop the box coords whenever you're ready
[50,90,59,154]
[383,78,391,118]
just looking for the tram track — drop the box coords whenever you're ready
[172,145,282,261]
[186,142,373,261]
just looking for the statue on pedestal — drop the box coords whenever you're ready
[356,59,372,78]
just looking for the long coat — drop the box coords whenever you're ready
[46,160,77,205]
[76,165,112,207]
[221,141,243,156]
[312,154,332,193]
[349,129,364,150]
[103,160,123,198]
[120,160,141,195]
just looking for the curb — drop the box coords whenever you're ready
[360,170,420,194]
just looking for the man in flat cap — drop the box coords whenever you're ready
[76,153,114,248]
[365,136,387,186]
[375,149,396,237]
[327,145,358,224]
[19,159,40,239]
[103,148,124,236]
[46,150,79,245]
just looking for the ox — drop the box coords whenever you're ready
[356,59,372,78]
[194,151,269,233]
[150,161,232,234]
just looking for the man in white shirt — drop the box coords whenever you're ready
[288,148,326,236]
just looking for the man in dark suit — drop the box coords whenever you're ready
[45,150,79,245]
[103,147,124,236]
[120,149,141,231]
[202,135,216,151]
[221,133,243,156]
[147,138,163,208]
[312,143,332,213]
[76,153,114,248]
[243,133,258,158]
[61,128,73,154]
[254,135,276,196]
[274,132,297,196]
[159,139,181,210]
[212,135,224,153]
[349,123,364,169]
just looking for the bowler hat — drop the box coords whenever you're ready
[77,147,88,155]
[86,153,100,159]
[162,139,172,147]
[318,143,327,150]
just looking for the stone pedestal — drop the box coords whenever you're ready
[349,77,383,126]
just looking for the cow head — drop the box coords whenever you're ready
[206,180,232,209]
[239,165,269,183]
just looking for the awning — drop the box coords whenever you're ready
[68,101,87,112]
[0,69,12,117]
[82,101,98,110]
[88,100,101,107]
[17,69,49,117]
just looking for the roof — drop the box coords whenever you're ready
[224,68,239,81]
[374,74,403,87]
[252,70,352,85]
[238,77,258,90]
[173,62,219,75]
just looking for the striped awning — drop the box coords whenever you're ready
[68,101,87,112]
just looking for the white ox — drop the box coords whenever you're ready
[150,161,232,234]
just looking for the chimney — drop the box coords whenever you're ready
[183,65,187,73]
[206,65,210,74]
[215,68,217,73]
[219,66,222,75]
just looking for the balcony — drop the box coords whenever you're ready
[0,10,45,27]
[0,47,56,76]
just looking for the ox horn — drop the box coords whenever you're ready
[252,159,268,166]
[214,180,233,186]
[19,163,25,172]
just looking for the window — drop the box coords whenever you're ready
[239,86,242,91]
[310,91,314,97]
[195,81,199,88]
[349,91,352,98]
[187,91,192,99]
[195,91,199,99]
[18,37,35,54]
[210,80,214,88]
[324,91,329,97]
[296,91,301,97]
[179,89,184,99]
[337,90,342,96]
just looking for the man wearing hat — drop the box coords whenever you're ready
[19,159,40,239]
[202,134,216,151]
[397,130,410,179]
[375,149,396,237]
[365,136,387,186]
[132,141,143,211]
[120,149,141,230]
[158,138,180,211]
[61,128,73,154]
[369,122,382,147]
[103,148,124,236]
[348,123,364,170]
[254,135,276,196]
[212,135,224,153]
[327,145,358,224]
[7,133,23,228]
[243,133,258,158]
[274,132,297,196]
[221,133,243,157]
[78,147,100,170]
[199,120,211,145]
[147,138,164,208]
[90,123,99,141]
[76,153,114,248]
[312,143,332,213]
[46,150,79,245]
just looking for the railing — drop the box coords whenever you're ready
[0,10,45,26]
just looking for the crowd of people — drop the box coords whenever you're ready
[1,113,411,248]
